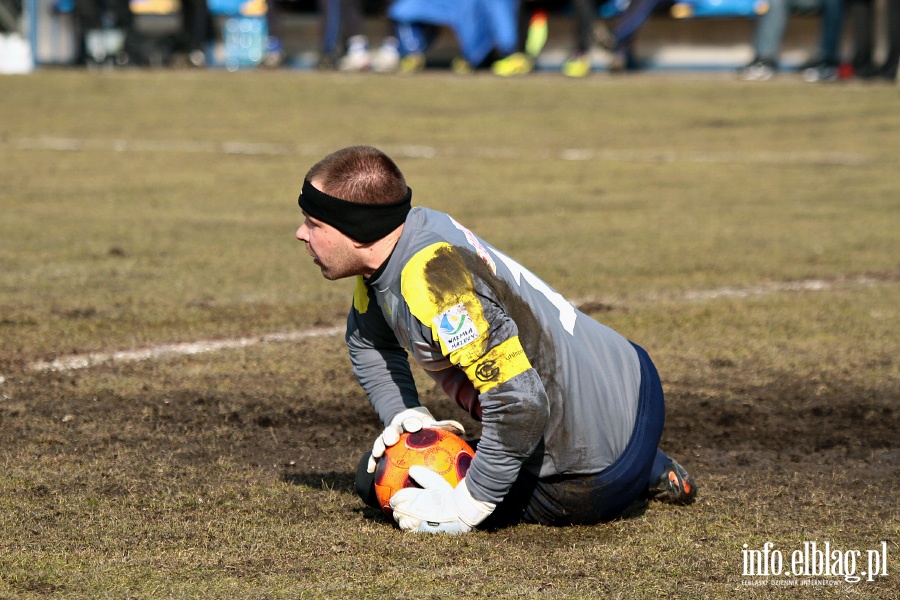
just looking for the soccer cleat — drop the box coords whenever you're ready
[739,59,776,81]
[649,459,697,504]
[562,53,592,78]
[491,52,533,77]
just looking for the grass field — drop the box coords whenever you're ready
[1,69,898,598]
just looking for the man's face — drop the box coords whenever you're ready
[295,214,360,281]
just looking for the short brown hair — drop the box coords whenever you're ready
[306,146,408,205]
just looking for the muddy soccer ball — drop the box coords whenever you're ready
[373,428,475,516]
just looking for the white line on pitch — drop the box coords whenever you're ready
[626,275,879,303]
[28,326,343,373]
[8,136,867,166]
[20,274,887,375]
[566,275,879,309]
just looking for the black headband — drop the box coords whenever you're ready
[298,179,412,243]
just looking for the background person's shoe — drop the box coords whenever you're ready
[338,50,370,72]
[452,57,474,75]
[801,61,838,82]
[372,37,400,73]
[562,53,591,78]
[739,59,776,81]
[262,36,285,68]
[399,53,425,74]
[492,52,533,76]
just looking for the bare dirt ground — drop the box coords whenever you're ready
[2,318,898,597]
[4,333,897,508]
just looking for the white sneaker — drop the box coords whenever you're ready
[338,49,370,72]
[338,35,371,72]
[739,59,776,81]
[372,37,400,73]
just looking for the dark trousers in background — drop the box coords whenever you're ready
[848,0,900,77]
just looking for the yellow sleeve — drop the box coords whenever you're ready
[401,243,532,393]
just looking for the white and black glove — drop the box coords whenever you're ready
[390,465,496,534]
[366,406,465,473]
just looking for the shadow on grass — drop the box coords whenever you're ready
[281,470,394,526]
[618,498,651,521]
[281,471,356,493]
[282,471,653,533]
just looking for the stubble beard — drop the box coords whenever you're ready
[316,246,359,281]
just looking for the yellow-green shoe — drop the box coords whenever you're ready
[491,52,533,77]
[399,53,425,74]
[562,53,592,78]
[451,57,474,75]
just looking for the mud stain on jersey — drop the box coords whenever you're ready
[420,244,472,307]
[419,243,562,399]
[414,244,570,465]
[453,247,560,396]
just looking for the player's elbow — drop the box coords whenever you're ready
[480,372,550,453]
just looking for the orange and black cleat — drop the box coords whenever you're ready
[650,459,697,505]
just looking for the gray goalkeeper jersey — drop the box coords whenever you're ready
[346,207,640,505]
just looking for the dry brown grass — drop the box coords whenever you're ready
[1,70,898,597]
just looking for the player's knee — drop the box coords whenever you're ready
[355,451,380,509]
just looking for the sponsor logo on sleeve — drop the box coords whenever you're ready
[434,303,480,352]
[474,360,500,383]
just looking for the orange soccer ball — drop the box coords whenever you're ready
[373,428,475,516]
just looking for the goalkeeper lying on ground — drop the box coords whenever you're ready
[293,145,697,533]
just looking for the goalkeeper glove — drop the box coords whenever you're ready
[367,406,465,473]
[390,465,495,534]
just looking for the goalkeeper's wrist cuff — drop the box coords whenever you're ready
[389,406,433,427]
[453,478,496,528]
